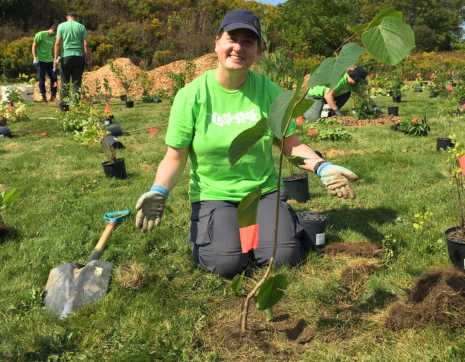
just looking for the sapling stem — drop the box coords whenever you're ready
[241,89,308,334]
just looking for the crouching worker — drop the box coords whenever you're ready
[303,66,383,121]
[134,9,359,279]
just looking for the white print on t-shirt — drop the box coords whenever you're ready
[207,109,259,127]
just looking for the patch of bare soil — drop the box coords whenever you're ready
[324,242,383,258]
[330,114,403,127]
[0,214,9,242]
[340,260,378,288]
[385,267,465,331]
[201,304,315,361]
[446,227,465,243]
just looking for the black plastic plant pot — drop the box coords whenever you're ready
[125,101,134,108]
[444,226,465,269]
[60,104,69,112]
[392,96,401,103]
[105,115,114,125]
[0,126,11,138]
[282,173,310,203]
[451,81,457,87]
[120,95,127,101]
[101,135,124,149]
[107,125,123,137]
[297,211,326,251]
[436,137,453,151]
[430,93,438,98]
[390,123,399,132]
[459,101,465,108]
[152,97,162,103]
[387,107,399,116]
[101,158,127,180]
[414,88,422,92]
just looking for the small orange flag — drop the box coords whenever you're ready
[105,104,111,112]
[53,82,58,87]
[448,84,452,91]
[412,117,418,123]
[7,103,11,109]
[459,155,465,176]
[149,129,158,134]
[309,129,316,135]
[239,224,259,253]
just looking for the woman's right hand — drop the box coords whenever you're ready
[135,191,166,232]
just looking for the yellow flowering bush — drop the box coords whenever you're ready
[0,101,28,122]
[0,37,35,78]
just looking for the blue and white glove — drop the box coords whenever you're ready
[33,58,39,67]
[317,162,358,199]
[135,185,168,232]
[334,108,344,117]
[373,105,383,114]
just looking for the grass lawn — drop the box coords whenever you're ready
[1,90,465,361]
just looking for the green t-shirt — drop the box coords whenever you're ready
[165,69,297,203]
[56,20,87,57]
[308,73,361,99]
[33,31,56,63]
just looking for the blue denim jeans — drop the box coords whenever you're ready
[37,61,57,96]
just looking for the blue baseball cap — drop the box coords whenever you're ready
[218,9,261,40]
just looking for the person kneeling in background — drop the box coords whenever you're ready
[303,66,383,121]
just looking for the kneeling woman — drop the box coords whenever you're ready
[135,9,358,279]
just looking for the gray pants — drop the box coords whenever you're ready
[60,56,85,104]
[189,190,305,279]
[303,92,352,121]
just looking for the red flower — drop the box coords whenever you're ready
[118,82,122,87]
[412,117,418,123]
[430,73,435,78]
[370,73,374,78]
[309,129,316,135]
[462,103,465,109]
[296,116,303,127]
[416,72,421,77]
[452,71,454,75]
[393,75,396,79]
[375,73,378,77]
[113,79,117,83]
[448,71,450,75]
[53,81,58,87]
[404,78,408,83]
[167,83,171,88]
[448,84,452,91]
[7,103,11,109]
[400,72,402,75]
[148,79,151,81]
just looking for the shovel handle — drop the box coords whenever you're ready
[87,222,115,264]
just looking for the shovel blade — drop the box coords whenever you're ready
[43,260,113,319]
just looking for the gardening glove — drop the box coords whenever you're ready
[373,105,383,114]
[334,108,344,117]
[317,162,358,199]
[135,185,168,232]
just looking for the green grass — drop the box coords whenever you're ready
[1,92,465,361]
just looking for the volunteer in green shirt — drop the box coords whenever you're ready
[303,67,383,121]
[53,11,90,106]
[32,25,58,103]
[135,9,359,279]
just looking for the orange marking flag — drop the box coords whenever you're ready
[459,155,465,176]
[239,224,259,253]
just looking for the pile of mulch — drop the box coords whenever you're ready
[333,114,404,127]
[324,242,384,258]
[385,267,465,331]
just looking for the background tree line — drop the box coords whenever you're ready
[1,0,465,77]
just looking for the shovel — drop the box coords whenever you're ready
[43,210,130,318]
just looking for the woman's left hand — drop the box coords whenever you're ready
[317,163,358,199]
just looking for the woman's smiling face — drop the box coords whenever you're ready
[215,28,259,74]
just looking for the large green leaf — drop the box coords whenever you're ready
[285,155,306,167]
[361,17,415,66]
[369,8,402,28]
[268,78,304,139]
[306,43,366,90]
[254,274,288,311]
[292,98,314,118]
[236,186,262,227]
[230,271,245,294]
[352,23,368,33]
[228,117,268,166]
[2,188,20,207]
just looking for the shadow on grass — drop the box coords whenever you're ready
[324,206,397,243]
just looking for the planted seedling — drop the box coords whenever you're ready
[229,7,415,334]
[397,115,430,137]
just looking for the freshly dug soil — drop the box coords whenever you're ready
[340,261,377,288]
[201,303,315,361]
[282,173,307,181]
[0,214,9,242]
[324,242,383,258]
[385,267,465,331]
[330,114,404,127]
[446,227,465,243]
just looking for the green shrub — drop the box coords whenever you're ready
[0,37,35,78]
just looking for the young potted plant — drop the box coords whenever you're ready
[388,78,405,102]
[121,80,134,108]
[137,72,156,103]
[443,137,465,268]
[397,115,430,136]
[109,61,131,103]
[436,101,458,151]
[101,136,127,179]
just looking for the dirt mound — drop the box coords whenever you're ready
[385,267,465,331]
[340,260,377,288]
[335,114,403,127]
[324,242,383,258]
